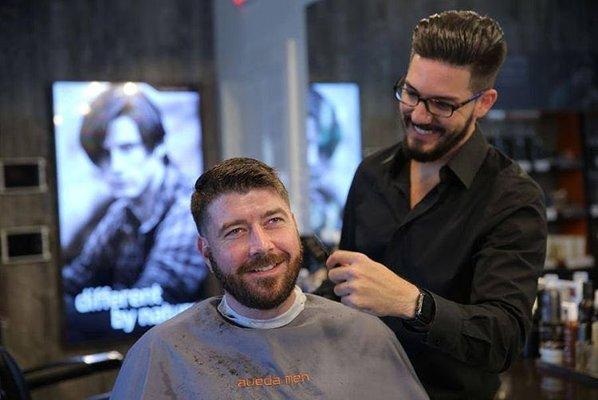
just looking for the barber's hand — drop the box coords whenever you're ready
[326,250,420,318]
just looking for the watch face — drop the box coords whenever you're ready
[418,291,435,325]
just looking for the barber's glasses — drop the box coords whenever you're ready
[393,78,485,118]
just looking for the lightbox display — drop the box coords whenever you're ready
[307,83,361,245]
[52,81,209,342]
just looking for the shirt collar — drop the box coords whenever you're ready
[445,127,489,189]
[390,126,489,189]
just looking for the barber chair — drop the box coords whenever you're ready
[0,346,122,400]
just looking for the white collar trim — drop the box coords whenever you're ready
[217,286,306,329]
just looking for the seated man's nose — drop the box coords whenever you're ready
[249,229,274,253]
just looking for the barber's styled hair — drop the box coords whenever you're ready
[79,84,166,165]
[191,158,290,235]
[411,10,507,91]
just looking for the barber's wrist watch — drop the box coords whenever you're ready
[404,288,435,329]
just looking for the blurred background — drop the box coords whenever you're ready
[0,0,597,398]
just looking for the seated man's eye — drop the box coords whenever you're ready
[224,228,244,238]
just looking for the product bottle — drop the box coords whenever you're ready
[589,315,598,375]
[576,282,594,371]
[578,282,594,340]
[523,289,542,358]
[540,287,565,365]
[587,290,598,374]
[563,302,578,369]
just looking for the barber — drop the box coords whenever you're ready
[318,10,547,399]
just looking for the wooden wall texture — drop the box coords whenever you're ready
[306,0,598,155]
[0,1,216,398]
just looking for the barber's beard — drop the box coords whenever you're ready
[402,112,474,162]
[210,248,303,310]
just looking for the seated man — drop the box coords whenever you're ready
[110,158,428,400]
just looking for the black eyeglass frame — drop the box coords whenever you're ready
[393,78,486,118]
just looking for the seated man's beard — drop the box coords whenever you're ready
[209,247,303,310]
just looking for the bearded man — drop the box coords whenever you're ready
[316,10,547,400]
[110,157,429,400]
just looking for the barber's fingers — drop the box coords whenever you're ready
[325,249,367,270]
[332,281,353,297]
[336,291,375,315]
[339,293,358,310]
[327,263,362,284]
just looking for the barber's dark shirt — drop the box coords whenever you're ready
[337,129,547,399]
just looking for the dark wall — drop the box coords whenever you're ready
[307,0,598,154]
[0,1,216,398]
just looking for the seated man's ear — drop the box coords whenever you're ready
[197,236,213,273]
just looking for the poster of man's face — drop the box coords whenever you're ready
[307,83,361,245]
[53,82,210,343]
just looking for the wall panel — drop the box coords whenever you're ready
[307,0,598,155]
[0,1,216,398]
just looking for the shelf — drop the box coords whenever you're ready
[536,360,598,387]
[546,206,587,222]
[517,158,583,174]
[486,109,541,121]
[543,266,594,275]
[486,111,597,287]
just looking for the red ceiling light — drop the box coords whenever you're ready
[232,0,247,7]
